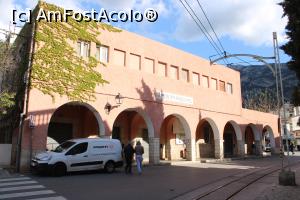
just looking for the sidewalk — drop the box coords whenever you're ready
[231,153,300,200]
[254,164,300,200]
[0,167,11,178]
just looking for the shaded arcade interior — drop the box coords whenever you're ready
[112,110,149,161]
[196,120,215,159]
[223,122,238,158]
[47,103,100,150]
[245,126,255,155]
[160,115,187,160]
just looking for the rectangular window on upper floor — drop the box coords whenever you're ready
[129,53,141,70]
[192,72,200,85]
[227,83,233,94]
[157,62,167,77]
[219,80,225,92]
[170,65,179,80]
[202,75,209,88]
[77,41,90,58]
[211,78,217,90]
[113,49,126,66]
[181,69,189,82]
[96,45,109,63]
[144,57,154,74]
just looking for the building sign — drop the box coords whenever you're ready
[154,91,193,105]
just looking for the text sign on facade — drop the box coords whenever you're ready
[154,91,193,105]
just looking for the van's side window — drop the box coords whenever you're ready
[66,142,88,155]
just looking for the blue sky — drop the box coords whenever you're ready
[0,0,289,65]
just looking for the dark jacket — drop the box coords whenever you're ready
[135,145,144,156]
[124,144,135,160]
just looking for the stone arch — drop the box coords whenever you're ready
[160,113,191,160]
[263,125,275,149]
[199,118,220,140]
[112,107,154,162]
[47,101,105,149]
[113,107,154,139]
[246,123,260,141]
[195,118,219,159]
[169,113,192,139]
[226,120,242,141]
[244,124,260,155]
[223,120,242,157]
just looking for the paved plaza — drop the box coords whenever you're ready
[1,153,300,200]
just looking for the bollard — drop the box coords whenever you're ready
[279,170,296,186]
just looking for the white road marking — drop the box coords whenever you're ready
[26,196,67,200]
[0,185,45,192]
[0,181,37,187]
[0,190,55,199]
[0,177,31,182]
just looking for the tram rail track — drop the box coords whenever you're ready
[172,160,300,200]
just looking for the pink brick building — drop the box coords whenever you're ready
[10,17,280,171]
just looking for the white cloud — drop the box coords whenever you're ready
[0,0,25,41]
[80,0,169,17]
[0,0,15,31]
[174,0,287,46]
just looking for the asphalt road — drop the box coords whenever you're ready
[26,155,299,200]
[3,155,299,200]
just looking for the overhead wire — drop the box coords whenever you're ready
[179,0,229,65]
[195,0,257,67]
[196,0,227,55]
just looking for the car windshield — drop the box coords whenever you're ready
[53,141,76,153]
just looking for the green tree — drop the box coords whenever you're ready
[31,2,120,101]
[0,92,15,115]
[0,39,16,115]
[280,0,300,105]
[243,89,277,113]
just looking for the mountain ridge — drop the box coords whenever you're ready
[228,64,298,102]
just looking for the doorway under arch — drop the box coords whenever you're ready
[223,122,238,158]
[160,114,190,161]
[245,126,255,155]
[47,102,104,150]
[112,109,153,162]
[196,119,216,159]
[262,125,275,152]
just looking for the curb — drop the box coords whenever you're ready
[0,167,12,178]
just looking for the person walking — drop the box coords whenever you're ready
[290,142,295,154]
[123,142,135,174]
[134,141,144,175]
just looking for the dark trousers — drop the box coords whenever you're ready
[125,158,132,173]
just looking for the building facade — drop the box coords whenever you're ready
[288,106,300,150]
[7,5,280,171]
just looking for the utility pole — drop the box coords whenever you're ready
[273,32,289,165]
[210,32,296,186]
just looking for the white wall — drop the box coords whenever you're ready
[0,144,12,166]
[291,116,300,131]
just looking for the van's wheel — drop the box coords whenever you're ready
[105,161,115,173]
[52,163,66,177]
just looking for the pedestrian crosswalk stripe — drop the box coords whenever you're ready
[0,190,55,199]
[26,196,67,200]
[0,177,31,182]
[0,181,37,187]
[0,185,45,192]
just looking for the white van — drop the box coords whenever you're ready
[31,138,123,176]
